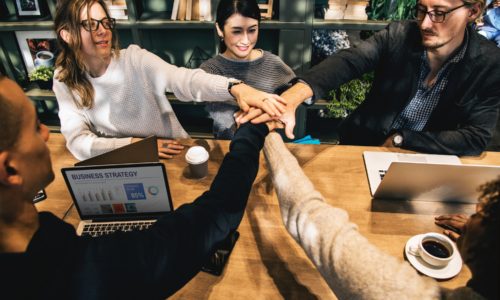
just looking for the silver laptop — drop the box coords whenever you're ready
[62,162,173,236]
[363,151,500,203]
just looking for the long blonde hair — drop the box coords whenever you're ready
[54,0,120,109]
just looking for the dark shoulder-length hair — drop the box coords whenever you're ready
[216,0,261,53]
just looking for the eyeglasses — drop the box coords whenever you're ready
[415,4,467,23]
[80,17,116,31]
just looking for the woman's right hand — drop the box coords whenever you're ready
[230,83,287,118]
[131,137,184,159]
[157,139,184,159]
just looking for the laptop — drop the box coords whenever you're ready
[62,162,173,236]
[363,151,500,203]
[75,135,158,166]
[61,136,173,236]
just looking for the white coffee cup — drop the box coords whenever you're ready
[409,232,454,267]
[185,146,209,179]
[34,50,55,68]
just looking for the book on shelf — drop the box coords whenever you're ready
[171,0,180,20]
[192,0,200,20]
[170,0,213,21]
[199,0,212,21]
[178,0,187,21]
[186,0,193,20]
[104,0,128,20]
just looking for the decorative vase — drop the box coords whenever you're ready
[344,0,369,20]
[324,0,347,20]
[35,79,53,90]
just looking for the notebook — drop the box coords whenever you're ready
[362,151,500,203]
[62,162,173,236]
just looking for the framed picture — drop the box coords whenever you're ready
[14,0,42,17]
[15,31,58,73]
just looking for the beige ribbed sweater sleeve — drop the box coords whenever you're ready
[263,132,441,300]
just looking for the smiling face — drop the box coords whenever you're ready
[417,0,479,52]
[218,13,259,60]
[79,2,113,65]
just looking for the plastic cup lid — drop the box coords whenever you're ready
[185,146,209,164]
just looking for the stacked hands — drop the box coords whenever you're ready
[151,83,297,159]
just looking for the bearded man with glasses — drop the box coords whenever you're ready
[251,0,500,156]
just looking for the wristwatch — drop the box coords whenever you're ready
[392,133,404,147]
[227,78,244,96]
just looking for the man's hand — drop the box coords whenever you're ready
[434,214,468,241]
[230,83,286,118]
[381,134,396,147]
[157,139,184,159]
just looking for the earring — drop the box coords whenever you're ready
[219,36,224,42]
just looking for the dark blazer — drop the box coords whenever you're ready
[302,21,500,156]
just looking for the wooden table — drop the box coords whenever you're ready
[37,133,500,299]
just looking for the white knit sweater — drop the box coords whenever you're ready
[54,45,234,160]
[263,132,485,300]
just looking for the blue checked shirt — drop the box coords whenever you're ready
[391,31,469,131]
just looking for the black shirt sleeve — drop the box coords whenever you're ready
[71,123,269,299]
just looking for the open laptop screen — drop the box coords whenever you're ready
[62,163,173,221]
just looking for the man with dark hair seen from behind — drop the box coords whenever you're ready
[243,0,500,156]
[0,74,279,299]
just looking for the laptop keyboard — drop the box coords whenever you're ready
[81,220,156,237]
[378,169,387,180]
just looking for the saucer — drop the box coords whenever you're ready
[404,234,462,280]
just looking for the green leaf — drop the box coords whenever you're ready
[28,66,55,82]
[325,72,373,119]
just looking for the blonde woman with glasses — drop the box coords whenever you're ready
[53,0,285,160]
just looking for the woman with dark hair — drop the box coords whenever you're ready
[52,0,286,160]
[201,0,295,139]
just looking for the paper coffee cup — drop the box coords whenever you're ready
[185,146,209,179]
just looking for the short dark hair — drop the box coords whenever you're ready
[478,178,500,239]
[216,0,261,53]
[0,75,23,151]
[474,178,500,284]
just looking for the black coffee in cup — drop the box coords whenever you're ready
[422,240,451,258]
[39,53,52,59]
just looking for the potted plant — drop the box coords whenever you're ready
[323,72,374,119]
[29,66,55,90]
[368,0,416,20]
